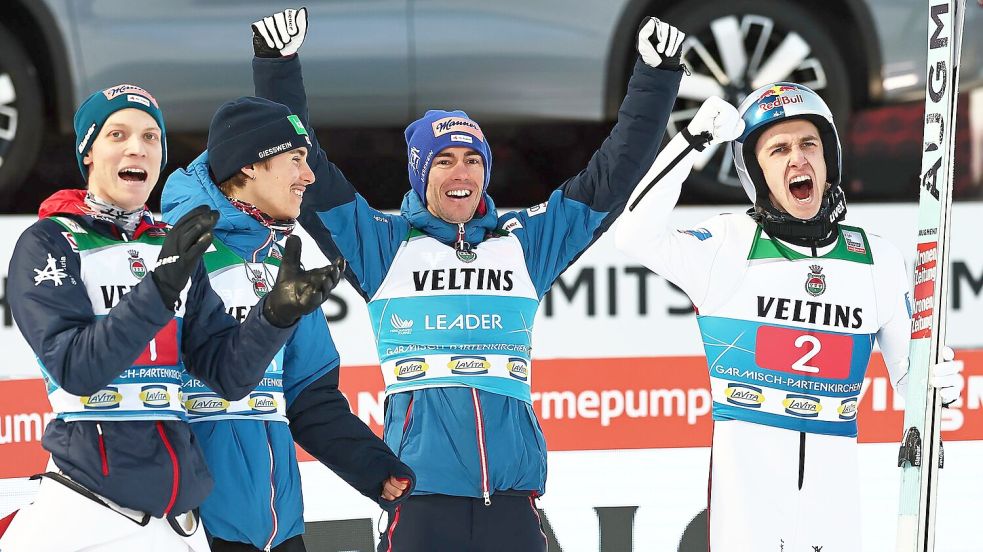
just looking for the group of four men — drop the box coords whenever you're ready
[0,6,964,552]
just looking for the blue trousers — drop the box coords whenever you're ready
[377,494,548,552]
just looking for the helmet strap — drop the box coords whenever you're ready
[750,185,847,246]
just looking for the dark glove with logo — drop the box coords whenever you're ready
[252,7,308,58]
[152,205,218,311]
[637,17,685,70]
[262,235,344,328]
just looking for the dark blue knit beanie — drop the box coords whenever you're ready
[207,96,312,183]
[404,110,492,205]
[74,84,167,180]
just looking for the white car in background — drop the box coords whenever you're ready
[0,0,979,206]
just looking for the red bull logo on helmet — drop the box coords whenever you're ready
[755,84,800,101]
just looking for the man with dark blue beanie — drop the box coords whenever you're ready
[252,9,684,551]
[161,11,414,550]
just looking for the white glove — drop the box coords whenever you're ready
[682,96,745,150]
[931,346,964,407]
[637,17,685,70]
[252,7,308,58]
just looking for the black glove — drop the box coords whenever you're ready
[152,205,218,311]
[252,7,308,58]
[263,235,344,328]
[637,17,685,70]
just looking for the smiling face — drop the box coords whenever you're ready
[83,108,162,211]
[753,118,828,220]
[236,147,314,219]
[425,146,485,224]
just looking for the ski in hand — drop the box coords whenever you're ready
[895,0,965,550]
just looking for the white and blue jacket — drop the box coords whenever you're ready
[162,156,414,549]
[253,54,681,499]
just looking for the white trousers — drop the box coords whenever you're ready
[709,420,860,552]
[0,476,210,552]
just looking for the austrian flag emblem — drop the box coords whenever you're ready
[247,267,270,298]
[805,264,826,297]
[128,249,147,279]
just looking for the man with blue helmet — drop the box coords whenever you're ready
[615,86,963,549]
[249,10,686,551]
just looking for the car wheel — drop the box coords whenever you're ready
[0,22,44,209]
[660,0,852,203]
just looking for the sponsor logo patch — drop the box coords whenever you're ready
[395,358,428,381]
[502,218,523,233]
[431,117,484,141]
[526,202,548,216]
[390,313,414,335]
[837,398,858,420]
[679,228,712,241]
[783,394,822,417]
[258,141,294,159]
[724,383,765,408]
[140,385,171,408]
[184,394,230,415]
[448,356,490,375]
[33,253,68,286]
[450,134,473,144]
[81,388,122,410]
[126,94,150,107]
[507,358,529,381]
[62,232,79,252]
[409,147,422,174]
[248,393,278,413]
[842,230,866,254]
[102,84,159,107]
[287,114,308,136]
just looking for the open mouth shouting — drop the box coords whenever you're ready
[788,174,814,203]
[118,167,149,185]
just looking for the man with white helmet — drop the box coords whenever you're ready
[615,85,964,549]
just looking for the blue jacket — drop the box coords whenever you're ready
[254,55,681,498]
[162,157,414,548]
[7,189,294,517]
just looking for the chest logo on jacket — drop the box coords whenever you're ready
[412,268,514,292]
[805,264,826,297]
[127,250,148,280]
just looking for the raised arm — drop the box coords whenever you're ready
[613,96,744,305]
[250,9,408,301]
[501,19,685,295]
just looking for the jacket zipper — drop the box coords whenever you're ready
[470,388,491,505]
[96,423,109,476]
[155,421,180,517]
[263,421,278,552]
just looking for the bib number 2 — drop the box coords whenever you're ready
[755,326,853,379]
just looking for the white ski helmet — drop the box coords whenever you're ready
[731,82,842,204]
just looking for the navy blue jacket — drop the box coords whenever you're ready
[160,154,415,547]
[7,190,294,517]
[254,55,681,497]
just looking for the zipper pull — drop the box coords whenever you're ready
[455,223,469,251]
[483,491,491,506]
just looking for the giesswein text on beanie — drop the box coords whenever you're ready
[74,84,167,181]
[404,110,492,205]
[207,96,312,184]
